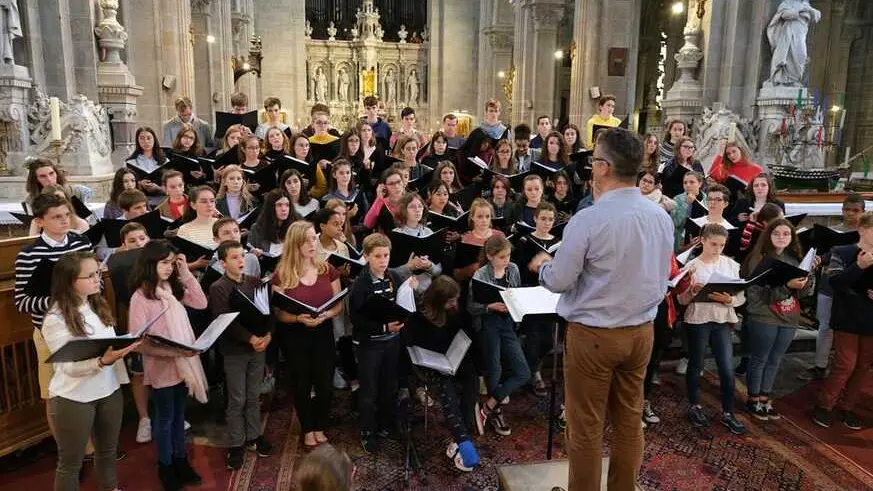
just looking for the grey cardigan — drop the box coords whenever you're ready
[745,252,815,327]
[468,262,521,330]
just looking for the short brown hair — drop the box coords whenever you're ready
[534,201,557,217]
[859,211,873,229]
[173,97,193,112]
[263,96,281,109]
[32,193,70,219]
[161,169,184,186]
[844,192,866,210]
[598,94,616,107]
[294,444,353,491]
[485,98,501,111]
[707,183,730,202]
[363,95,378,108]
[230,91,248,108]
[118,189,148,211]
[362,232,391,254]
[310,103,330,117]
[443,113,458,123]
[700,223,728,239]
[212,217,239,238]
[120,222,147,242]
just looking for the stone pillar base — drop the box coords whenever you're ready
[0,65,34,175]
[756,86,822,169]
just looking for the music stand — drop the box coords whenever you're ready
[546,317,563,460]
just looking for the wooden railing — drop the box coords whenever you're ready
[0,236,47,458]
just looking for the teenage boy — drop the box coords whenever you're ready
[307,104,342,166]
[302,103,342,138]
[530,115,552,150]
[801,193,866,381]
[106,222,152,443]
[362,95,392,150]
[15,193,93,438]
[209,240,273,469]
[255,97,292,139]
[349,233,417,453]
[584,94,622,149]
[162,96,213,148]
[514,124,541,173]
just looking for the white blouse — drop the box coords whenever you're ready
[41,303,129,403]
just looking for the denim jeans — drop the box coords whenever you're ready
[479,314,531,401]
[152,382,188,465]
[686,322,735,412]
[745,320,796,397]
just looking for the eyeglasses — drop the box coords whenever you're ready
[708,197,725,202]
[680,144,695,149]
[640,178,656,184]
[77,271,101,281]
[385,179,403,187]
[245,146,260,150]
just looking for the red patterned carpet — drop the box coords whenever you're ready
[3,368,873,491]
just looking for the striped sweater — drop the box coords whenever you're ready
[14,233,93,329]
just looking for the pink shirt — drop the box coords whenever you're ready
[129,273,207,389]
[363,196,397,230]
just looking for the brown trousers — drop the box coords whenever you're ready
[564,322,653,491]
[818,331,873,411]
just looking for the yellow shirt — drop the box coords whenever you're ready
[585,114,622,149]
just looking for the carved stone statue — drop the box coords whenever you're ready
[406,69,419,106]
[398,25,408,43]
[327,21,337,41]
[765,0,821,87]
[337,68,351,102]
[384,68,396,104]
[694,105,757,173]
[304,20,312,39]
[314,66,328,103]
[1,0,23,65]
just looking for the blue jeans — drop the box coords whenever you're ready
[152,382,188,465]
[479,314,531,401]
[745,320,796,397]
[686,322,735,412]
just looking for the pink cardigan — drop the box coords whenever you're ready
[128,273,207,389]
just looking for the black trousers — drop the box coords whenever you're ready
[279,323,335,433]
[356,337,400,434]
[644,300,674,398]
[420,358,478,443]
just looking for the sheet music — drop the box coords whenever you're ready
[268,242,283,257]
[445,330,471,373]
[706,271,744,285]
[799,247,817,271]
[676,246,696,265]
[252,285,271,314]
[500,286,561,323]
[396,278,417,312]
[191,313,238,351]
[468,156,489,170]
[407,346,453,374]
[690,216,736,230]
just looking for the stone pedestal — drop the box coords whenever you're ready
[0,65,33,175]
[756,86,822,169]
[30,94,114,177]
[661,24,704,130]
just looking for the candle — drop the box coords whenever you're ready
[729,122,736,141]
[49,97,61,141]
[844,146,850,167]
[839,108,846,130]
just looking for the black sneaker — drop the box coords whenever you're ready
[489,407,511,436]
[720,412,746,435]
[226,446,244,470]
[734,357,748,377]
[797,366,826,381]
[83,450,126,462]
[843,410,863,430]
[812,406,832,428]
[688,405,710,427]
[361,431,379,454]
[746,400,769,421]
[245,436,273,457]
[763,401,781,420]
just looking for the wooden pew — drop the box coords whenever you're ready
[0,236,118,458]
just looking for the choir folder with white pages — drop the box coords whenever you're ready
[145,312,239,353]
[407,330,472,376]
[46,307,169,363]
[471,279,561,322]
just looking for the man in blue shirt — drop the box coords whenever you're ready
[531,128,674,491]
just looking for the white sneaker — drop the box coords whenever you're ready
[135,418,152,443]
[446,442,474,472]
[184,420,191,431]
[333,368,348,389]
[500,396,510,406]
[676,358,688,375]
[652,373,661,385]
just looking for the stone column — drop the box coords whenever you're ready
[511,0,565,125]
[661,10,704,130]
[191,0,234,126]
[94,0,143,164]
[568,0,601,126]
[255,0,307,123]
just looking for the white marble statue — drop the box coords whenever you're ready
[0,0,22,65]
[384,69,396,104]
[398,24,408,43]
[765,0,821,87]
[406,69,419,106]
[327,21,337,41]
[337,68,351,102]
[314,66,328,103]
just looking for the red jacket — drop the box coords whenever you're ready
[666,255,689,328]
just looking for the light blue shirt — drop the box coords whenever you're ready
[538,186,674,328]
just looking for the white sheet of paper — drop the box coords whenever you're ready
[396,277,417,312]
[799,247,817,271]
[268,242,283,257]
[192,312,238,351]
[500,286,561,323]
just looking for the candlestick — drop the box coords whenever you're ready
[49,97,62,141]
[839,108,846,130]
[844,146,850,167]
[729,122,736,141]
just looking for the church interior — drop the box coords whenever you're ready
[1,0,873,490]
